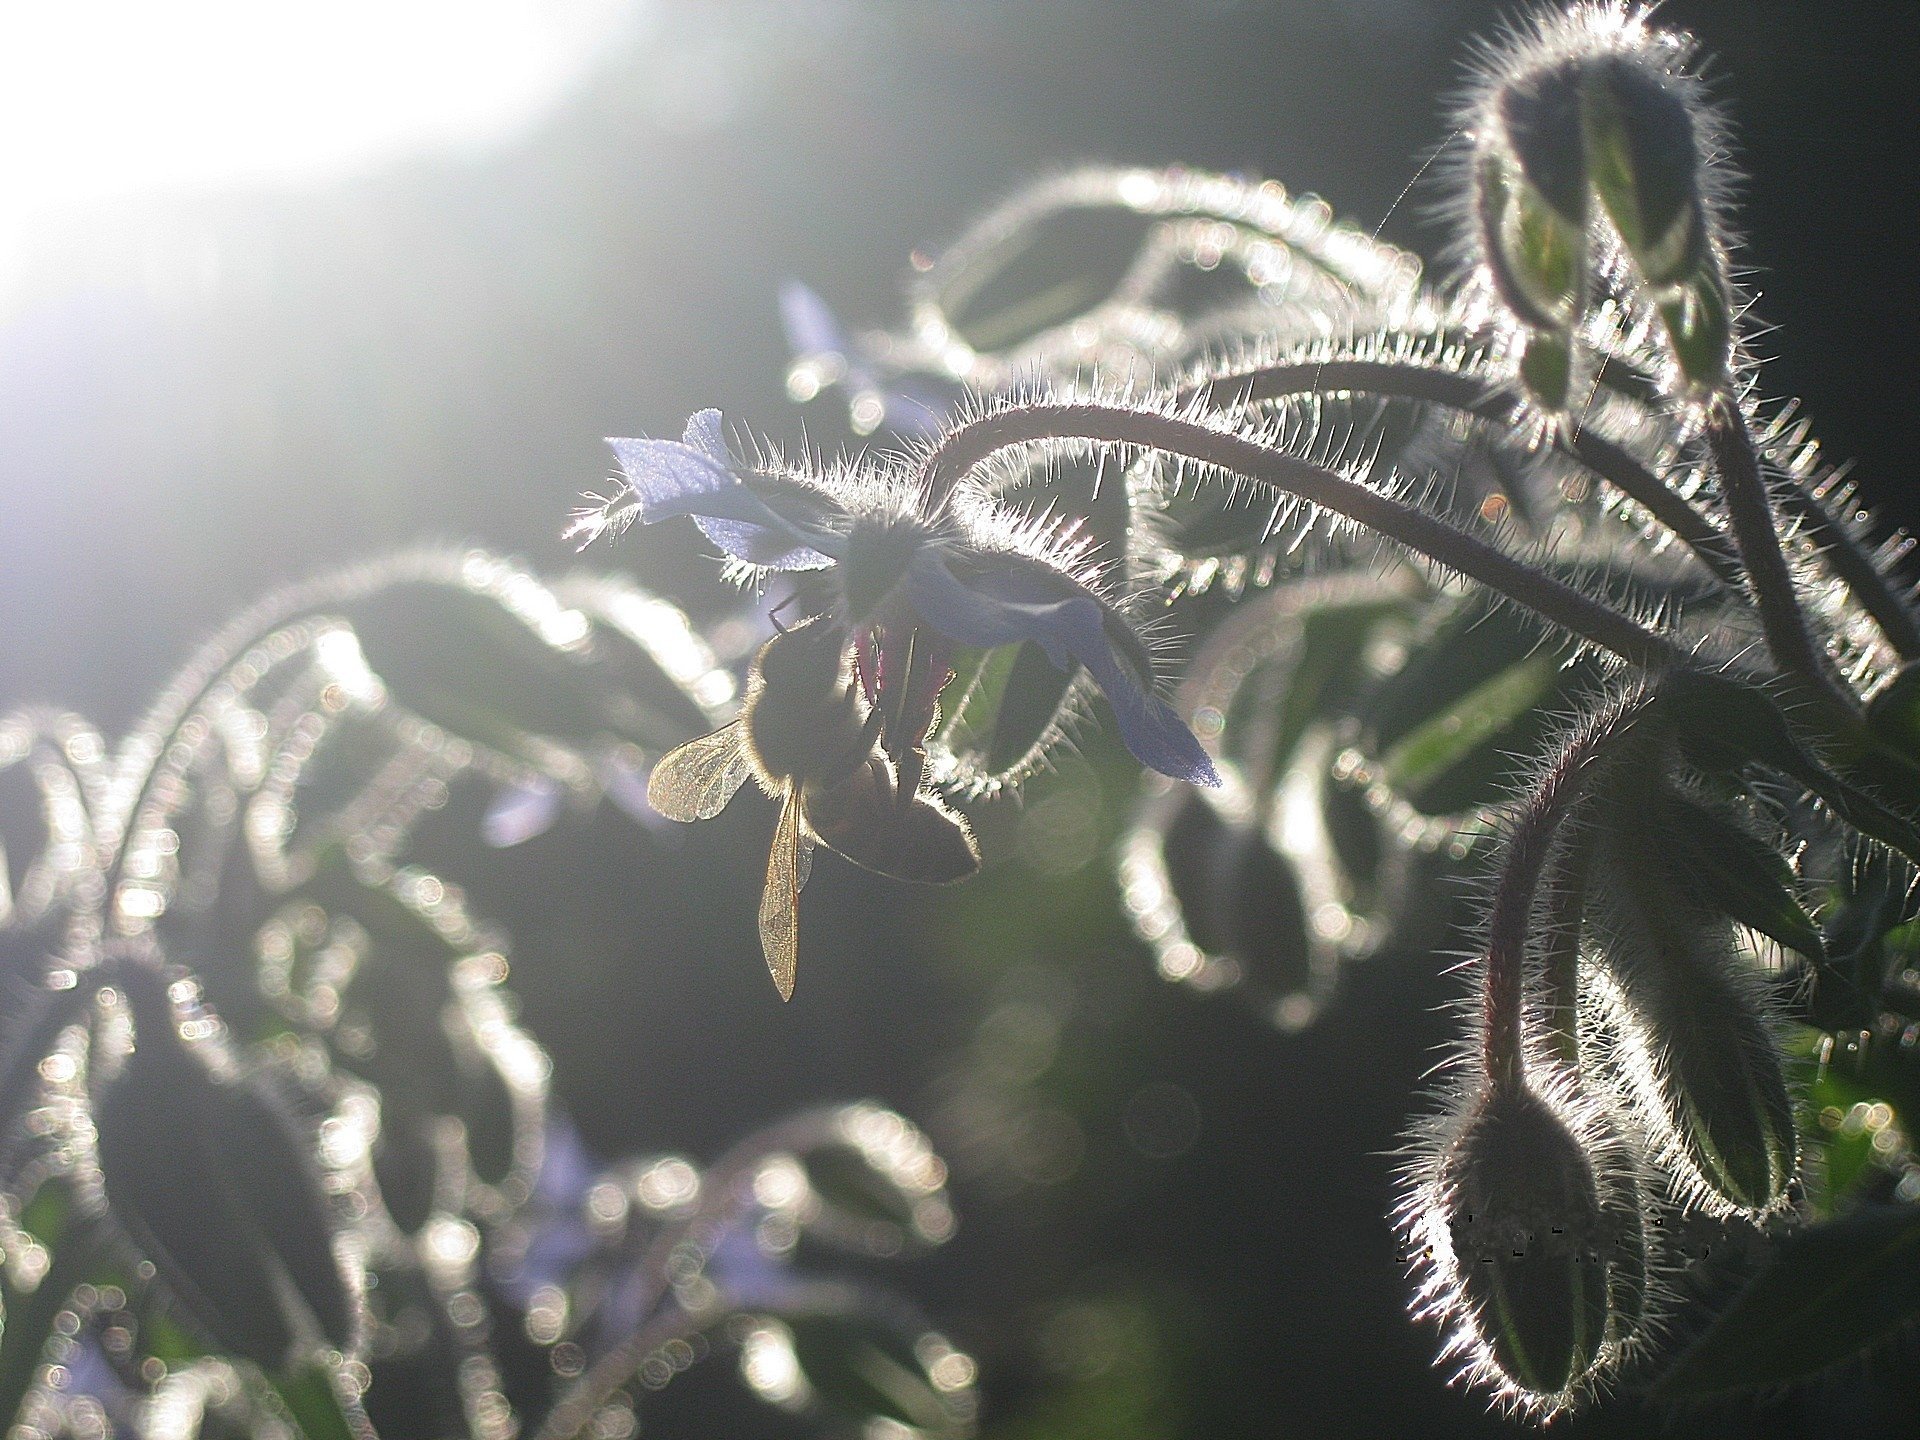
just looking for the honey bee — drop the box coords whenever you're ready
[647,617,979,999]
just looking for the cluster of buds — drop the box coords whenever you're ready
[1464,3,1733,405]
[572,0,1920,1427]
[1401,686,1812,1417]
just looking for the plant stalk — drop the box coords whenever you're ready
[1705,395,1865,736]
[1180,358,1750,593]
[1481,689,1653,1089]
[920,403,1683,670]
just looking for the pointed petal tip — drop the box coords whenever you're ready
[1185,753,1224,789]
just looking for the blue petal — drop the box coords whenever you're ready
[680,407,730,464]
[697,515,838,571]
[606,410,834,570]
[904,553,1219,787]
[483,775,563,847]
[779,280,849,359]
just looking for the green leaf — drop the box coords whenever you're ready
[784,1309,964,1436]
[985,643,1076,777]
[1663,671,1920,865]
[1378,650,1562,815]
[1655,791,1824,959]
[1653,1204,1920,1397]
[273,1361,374,1440]
[0,1181,99,1434]
[937,639,1076,787]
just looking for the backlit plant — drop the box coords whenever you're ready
[7,3,1919,1434]
[584,0,1920,1421]
[0,552,976,1439]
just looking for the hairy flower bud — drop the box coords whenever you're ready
[1585,819,1797,1217]
[1475,149,1589,339]
[1402,1074,1650,1417]
[1462,5,1732,395]
[1580,53,1706,289]
[1448,1085,1610,1396]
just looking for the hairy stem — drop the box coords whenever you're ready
[1705,396,1865,733]
[1775,473,1920,660]
[533,1302,704,1440]
[1481,689,1653,1090]
[1180,358,1750,593]
[920,403,1681,669]
[1536,814,1597,1072]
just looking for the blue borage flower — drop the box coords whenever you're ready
[779,280,952,438]
[574,409,1218,789]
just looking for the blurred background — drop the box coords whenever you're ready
[2,1,1916,1434]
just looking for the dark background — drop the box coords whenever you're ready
[3,2,1916,1435]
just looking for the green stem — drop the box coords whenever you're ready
[1480,689,1654,1089]
[919,403,1682,670]
[1537,814,1598,1072]
[1775,472,1920,660]
[1704,396,1865,737]
[1180,358,1750,593]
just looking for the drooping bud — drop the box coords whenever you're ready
[1403,1075,1650,1415]
[1475,148,1589,339]
[1463,6,1732,398]
[1580,53,1706,290]
[1584,802,1798,1217]
[1448,1085,1609,1396]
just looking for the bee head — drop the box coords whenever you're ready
[753,615,850,702]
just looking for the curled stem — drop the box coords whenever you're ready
[1180,357,1750,593]
[1481,689,1655,1090]
[920,402,1681,669]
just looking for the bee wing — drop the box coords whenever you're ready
[759,783,814,1002]
[647,721,753,821]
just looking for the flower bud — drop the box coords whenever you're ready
[1475,151,1589,338]
[1403,1072,1652,1416]
[1580,53,1707,290]
[1586,825,1797,1217]
[1655,268,1732,392]
[1463,6,1731,394]
[1439,1083,1611,1401]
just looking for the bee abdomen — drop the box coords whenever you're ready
[807,767,980,884]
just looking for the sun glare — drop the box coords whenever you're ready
[0,0,635,266]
